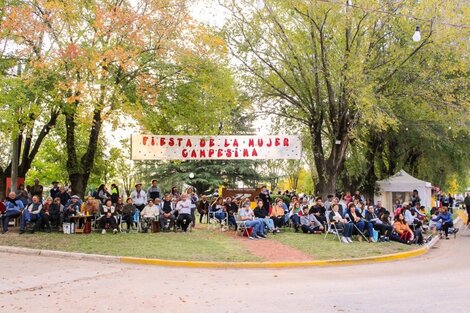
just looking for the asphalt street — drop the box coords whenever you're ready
[0,232,469,313]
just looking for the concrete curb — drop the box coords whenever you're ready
[0,246,120,263]
[0,236,439,269]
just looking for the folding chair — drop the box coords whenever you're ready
[345,213,369,242]
[234,214,252,237]
[207,211,228,231]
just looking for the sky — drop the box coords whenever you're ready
[106,0,271,153]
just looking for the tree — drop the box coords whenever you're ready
[222,0,467,196]
[2,0,216,197]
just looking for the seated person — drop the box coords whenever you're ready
[329,203,353,243]
[288,201,302,232]
[63,195,81,223]
[239,202,266,239]
[37,196,53,233]
[210,197,226,224]
[225,197,238,230]
[253,199,275,233]
[121,198,136,232]
[196,195,210,224]
[300,207,324,234]
[1,192,24,234]
[100,199,118,234]
[270,198,285,233]
[345,202,365,240]
[402,205,424,244]
[48,197,64,230]
[431,206,457,239]
[140,199,158,233]
[365,205,393,241]
[176,193,192,232]
[308,197,327,225]
[160,194,175,231]
[20,195,43,234]
[393,213,414,244]
[80,196,100,216]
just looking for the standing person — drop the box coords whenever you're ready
[147,180,161,202]
[171,186,180,199]
[464,192,470,225]
[258,186,271,212]
[16,184,30,207]
[187,187,198,227]
[1,192,24,234]
[30,178,44,202]
[97,184,110,204]
[410,189,421,207]
[175,193,192,232]
[58,186,71,207]
[196,195,210,224]
[131,183,147,212]
[110,184,119,205]
[50,181,60,199]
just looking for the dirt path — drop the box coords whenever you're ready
[234,234,314,262]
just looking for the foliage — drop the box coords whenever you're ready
[222,0,469,196]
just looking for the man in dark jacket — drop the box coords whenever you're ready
[464,193,470,225]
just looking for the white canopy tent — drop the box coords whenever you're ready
[374,170,433,211]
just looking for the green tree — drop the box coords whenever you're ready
[222,0,468,196]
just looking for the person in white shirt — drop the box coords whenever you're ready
[140,199,158,232]
[176,193,192,232]
[131,183,147,212]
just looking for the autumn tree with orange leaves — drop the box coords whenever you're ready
[1,0,229,196]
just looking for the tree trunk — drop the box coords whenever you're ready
[69,172,90,198]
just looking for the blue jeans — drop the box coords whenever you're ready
[2,210,20,232]
[20,210,41,231]
[242,220,264,236]
[342,222,353,237]
[214,212,226,223]
[259,217,274,232]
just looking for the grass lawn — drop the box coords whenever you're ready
[270,231,417,260]
[0,228,261,262]
[0,227,421,262]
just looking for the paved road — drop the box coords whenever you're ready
[0,233,469,313]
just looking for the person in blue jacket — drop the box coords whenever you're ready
[432,206,458,239]
[1,192,24,234]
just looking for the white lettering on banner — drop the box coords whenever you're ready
[131,135,302,160]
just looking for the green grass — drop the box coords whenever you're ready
[0,228,420,262]
[0,229,261,262]
[270,231,416,260]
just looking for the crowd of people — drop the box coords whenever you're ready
[1,178,468,245]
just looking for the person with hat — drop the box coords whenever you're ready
[63,195,81,223]
[50,181,60,199]
[131,183,147,212]
[239,201,266,239]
